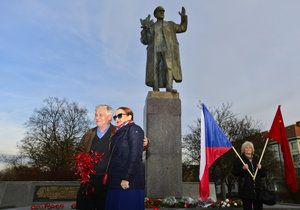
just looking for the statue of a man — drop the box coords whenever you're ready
[140,6,188,93]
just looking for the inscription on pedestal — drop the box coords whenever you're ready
[33,185,79,202]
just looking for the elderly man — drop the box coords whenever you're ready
[76,105,148,210]
[140,6,188,93]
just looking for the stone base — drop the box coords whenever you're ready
[144,91,182,198]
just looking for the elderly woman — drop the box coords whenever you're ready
[232,141,266,210]
[105,107,145,210]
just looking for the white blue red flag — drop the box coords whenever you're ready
[199,103,232,201]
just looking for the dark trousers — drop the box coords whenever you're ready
[76,175,107,210]
[242,198,263,210]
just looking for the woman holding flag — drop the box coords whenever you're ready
[232,141,266,210]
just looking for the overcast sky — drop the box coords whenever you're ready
[0,0,299,155]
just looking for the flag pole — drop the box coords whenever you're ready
[253,138,269,180]
[231,146,254,178]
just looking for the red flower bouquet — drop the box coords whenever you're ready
[75,150,104,193]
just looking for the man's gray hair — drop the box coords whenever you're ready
[95,104,113,115]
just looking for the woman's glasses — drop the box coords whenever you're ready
[113,113,127,121]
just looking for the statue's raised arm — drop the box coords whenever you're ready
[178,7,186,16]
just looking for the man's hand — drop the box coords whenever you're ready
[143,137,150,150]
[143,137,149,147]
[178,7,186,16]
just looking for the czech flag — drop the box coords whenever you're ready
[199,104,233,201]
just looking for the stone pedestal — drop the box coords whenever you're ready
[144,91,182,198]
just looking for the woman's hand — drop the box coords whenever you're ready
[257,163,262,169]
[121,180,130,190]
[242,164,249,170]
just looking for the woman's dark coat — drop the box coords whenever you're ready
[232,154,266,199]
[108,122,145,189]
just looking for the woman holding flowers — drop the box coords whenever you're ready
[105,107,145,210]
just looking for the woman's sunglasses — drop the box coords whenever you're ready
[113,113,127,121]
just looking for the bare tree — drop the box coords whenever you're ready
[18,97,91,172]
[183,103,251,165]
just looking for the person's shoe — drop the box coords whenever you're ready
[153,87,160,91]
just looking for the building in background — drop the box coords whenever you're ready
[269,121,300,177]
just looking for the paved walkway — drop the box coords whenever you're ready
[2,203,300,210]
[264,203,300,209]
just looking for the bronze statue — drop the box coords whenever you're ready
[140,6,188,93]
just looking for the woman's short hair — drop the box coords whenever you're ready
[95,104,113,116]
[241,141,254,154]
[117,106,134,120]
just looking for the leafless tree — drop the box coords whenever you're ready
[18,97,91,172]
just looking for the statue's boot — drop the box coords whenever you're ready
[166,87,177,93]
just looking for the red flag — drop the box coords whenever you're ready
[268,105,298,192]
